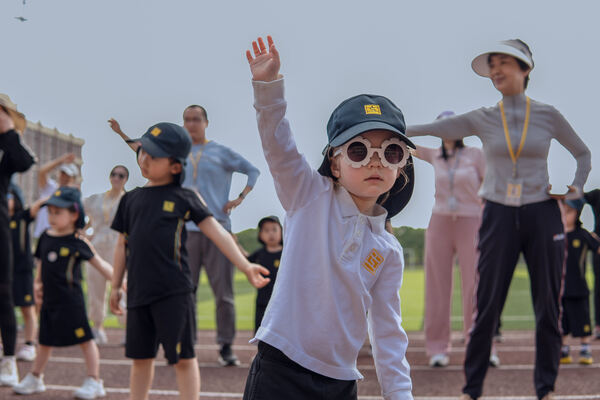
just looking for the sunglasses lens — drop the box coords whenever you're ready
[384,143,404,165]
[346,141,368,163]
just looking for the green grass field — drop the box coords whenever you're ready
[98,264,596,332]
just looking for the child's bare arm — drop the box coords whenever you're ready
[28,196,49,219]
[198,217,270,288]
[88,255,113,281]
[34,259,43,306]
[109,234,127,315]
[108,118,139,152]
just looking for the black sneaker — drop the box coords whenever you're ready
[218,344,240,367]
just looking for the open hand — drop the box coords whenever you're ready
[108,118,124,135]
[246,36,281,82]
[245,263,271,289]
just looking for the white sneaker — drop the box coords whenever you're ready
[489,353,501,367]
[13,372,45,394]
[429,353,449,367]
[92,328,108,346]
[73,377,106,399]
[16,344,37,362]
[0,357,19,386]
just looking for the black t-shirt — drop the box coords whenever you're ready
[34,232,94,306]
[564,227,600,298]
[111,184,212,308]
[10,209,34,273]
[584,189,600,235]
[248,248,281,306]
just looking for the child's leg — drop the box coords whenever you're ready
[174,358,200,400]
[31,345,52,376]
[79,339,100,378]
[130,359,155,400]
[20,306,37,344]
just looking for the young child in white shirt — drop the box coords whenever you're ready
[243,36,414,400]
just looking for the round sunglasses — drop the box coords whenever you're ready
[334,136,409,169]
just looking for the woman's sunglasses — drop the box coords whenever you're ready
[334,136,409,169]
[110,172,127,179]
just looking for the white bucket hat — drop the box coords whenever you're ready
[471,39,534,77]
[0,93,27,133]
[59,163,80,177]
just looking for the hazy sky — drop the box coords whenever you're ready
[2,0,598,231]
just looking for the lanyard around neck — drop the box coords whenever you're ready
[499,96,530,177]
[188,141,209,180]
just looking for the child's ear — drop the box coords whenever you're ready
[171,162,183,175]
[330,157,341,179]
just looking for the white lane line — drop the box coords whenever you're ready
[41,385,600,400]
[47,356,600,371]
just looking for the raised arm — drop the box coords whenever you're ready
[108,118,139,152]
[246,36,329,212]
[28,196,49,219]
[38,153,75,188]
[406,111,478,141]
[198,216,270,288]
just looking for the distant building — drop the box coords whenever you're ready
[13,121,84,205]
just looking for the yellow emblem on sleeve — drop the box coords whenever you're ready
[362,249,384,275]
[150,127,162,136]
[9,221,17,229]
[364,105,381,115]
[163,201,175,212]
[75,328,85,338]
[59,247,70,257]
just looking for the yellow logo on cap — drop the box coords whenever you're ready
[151,127,162,136]
[163,201,175,212]
[54,190,61,196]
[364,105,381,115]
[59,247,70,257]
[362,249,384,275]
[75,327,85,338]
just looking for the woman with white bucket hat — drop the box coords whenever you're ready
[406,39,591,400]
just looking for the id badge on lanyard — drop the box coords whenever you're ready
[499,97,530,207]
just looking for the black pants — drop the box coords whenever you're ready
[0,217,17,356]
[594,252,600,329]
[463,200,565,400]
[243,342,358,400]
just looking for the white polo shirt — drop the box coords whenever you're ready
[251,78,413,400]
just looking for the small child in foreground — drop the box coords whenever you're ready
[243,36,414,400]
[14,187,113,399]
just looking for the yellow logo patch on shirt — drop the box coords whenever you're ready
[59,247,70,257]
[9,221,17,229]
[584,324,591,333]
[163,201,175,212]
[364,104,381,115]
[176,342,181,354]
[74,327,85,338]
[572,239,581,248]
[24,294,32,302]
[362,249,384,275]
[150,127,162,136]
[274,259,280,268]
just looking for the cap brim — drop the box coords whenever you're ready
[43,197,74,208]
[129,136,171,158]
[329,121,415,149]
[471,44,533,77]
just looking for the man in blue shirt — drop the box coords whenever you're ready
[108,106,260,366]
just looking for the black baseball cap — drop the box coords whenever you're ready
[258,215,281,229]
[128,122,192,184]
[317,94,416,218]
[43,186,86,229]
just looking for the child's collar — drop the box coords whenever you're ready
[335,186,387,234]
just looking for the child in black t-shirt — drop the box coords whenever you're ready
[248,216,283,333]
[584,189,600,339]
[13,187,113,399]
[109,122,269,400]
[7,183,46,362]
[559,198,600,365]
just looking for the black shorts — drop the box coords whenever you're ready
[126,292,196,365]
[13,271,34,307]
[562,297,592,337]
[39,303,93,346]
[243,342,358,400]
